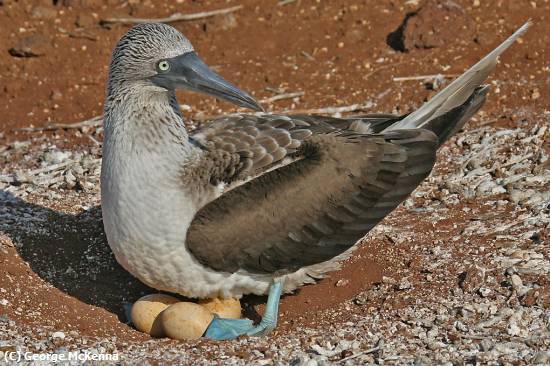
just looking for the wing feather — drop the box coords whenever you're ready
[186,115,438,275]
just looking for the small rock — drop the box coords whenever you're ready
[510,274,523,290]
[310,344,339,357]
[50,89,63,101]
[532,351,550,364]
[521,287,550,309]
[477,287,491,298]
[64,170,77,188]
[68,330,79,337]
[207,13,238,32]
[529,232,542,244]
[507,321,521,336]
[43,150,71,164]
[51,331,65,339]
[521,288,538,306]
[353,293,369,306]
[414,355,432,366]
[479,338,493,352]
[30,6,58,20]
[304,359,318,366]
[454,320,468,332]
[397,278,412,291]
[387,0,476,52]
[435,313,449,325]
[340,349,353,359]
[335,279,350,287]
[459,265,485,292]
[505,266,518,276]
[76,13,95,28]
[510,250,529,260]
[9,35,50,57]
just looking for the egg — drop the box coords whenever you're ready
[198,297,242,319]
[161,302,214,340]
[130,294,179,337]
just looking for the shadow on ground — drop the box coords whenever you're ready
[0,190,270,324]
[0,190,154,322]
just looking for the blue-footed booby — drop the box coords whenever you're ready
[101,21,530,340]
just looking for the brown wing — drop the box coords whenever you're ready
[187,114,438,275]
[190,114,340,187]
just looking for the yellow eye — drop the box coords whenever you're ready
[157,60,170,72]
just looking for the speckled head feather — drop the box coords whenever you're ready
[105,22,261,112]
[107,23,193,87]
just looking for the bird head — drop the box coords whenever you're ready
[107,23,262,111]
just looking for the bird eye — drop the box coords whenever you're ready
[157,60,170,72]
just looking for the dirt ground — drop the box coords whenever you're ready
[0,0,549,365]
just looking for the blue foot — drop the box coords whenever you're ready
[203,281,284,340]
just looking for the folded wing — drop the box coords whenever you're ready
[187,115,438,275]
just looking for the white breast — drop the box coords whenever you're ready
[100,125,274,298]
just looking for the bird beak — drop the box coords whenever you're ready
[152,52,263,112]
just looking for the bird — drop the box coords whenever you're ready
[100,21,530,340]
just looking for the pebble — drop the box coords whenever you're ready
[479,338,493,352]
[477,287,491,298]
[454,320,468,332]
[521,287,550,309]
[459,265,485,292]
[9,35,50,57]
[75,14,95,28]
[389,0,475,52]
[532,351,550,364]
[30,6,58,20]
[413,355,431,366]
[353,292,369,306]
[397,278,412,290]
[304,359,318,366]
[510,274,523,290]
[507,320,521,336]
[209,13,238,31]
[445,126,548,213]
[50,89,63,101]
[335,279,349,287]
[51,331,65,340]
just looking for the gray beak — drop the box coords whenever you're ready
[151,52,263,112]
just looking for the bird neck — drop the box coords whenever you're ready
[103,87,190,151]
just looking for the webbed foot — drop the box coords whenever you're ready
[203,281,283,340]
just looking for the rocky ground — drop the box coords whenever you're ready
[0,0,549,365]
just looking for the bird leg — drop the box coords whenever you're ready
[203,280,284,340]
[246,280,283,336]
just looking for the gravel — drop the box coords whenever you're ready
[0,122,548,365]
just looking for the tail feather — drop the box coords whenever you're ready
[387,21,531,131]
[422,85,489,145]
